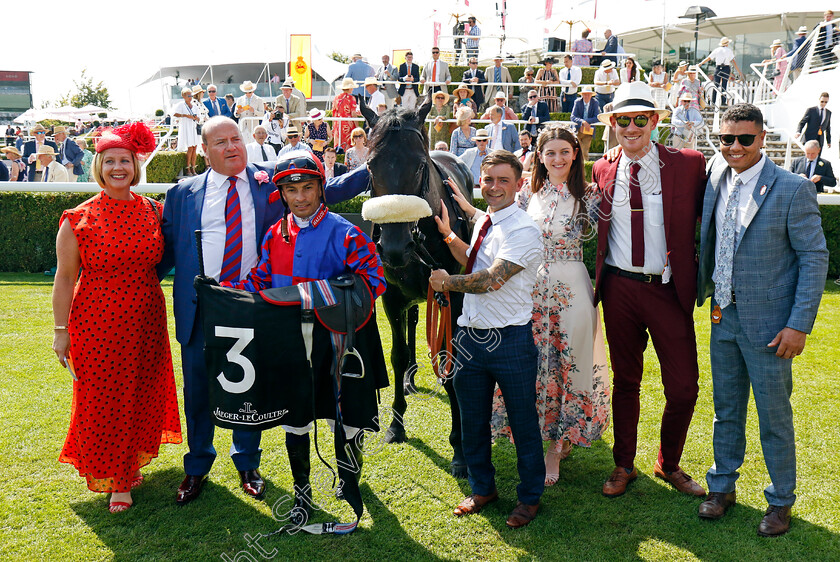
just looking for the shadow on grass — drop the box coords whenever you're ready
[478,456,840,561]
[406,437,471,494]
[71,467,295,561]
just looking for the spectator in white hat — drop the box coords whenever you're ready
[275,79,307,121]
[346,53,375,98]
[235,80,266,144]
[480,91,518,121]
[671,93,705,150]
[699,37,743,106]
[790,26,810,80]
[484,54,513,101]
[594,59,620,109]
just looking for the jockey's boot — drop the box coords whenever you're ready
[336,434,364,500]
[285,439,312,524]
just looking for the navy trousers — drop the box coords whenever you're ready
[181,321,262,476]
[453,323,544,505]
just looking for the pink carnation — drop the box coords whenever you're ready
[254,170,269,184]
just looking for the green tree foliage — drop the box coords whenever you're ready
[58,68,113,109]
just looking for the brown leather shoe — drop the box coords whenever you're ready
[506,501,539,529]
[176,474,206,506]
[698,491,736,519]
[757,504,791,537]
[654,462,707,497]
[602,466,637,497]
[239,469,266,499]
[453,490,499,516]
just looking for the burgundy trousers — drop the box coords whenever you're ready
[601,270,699,473]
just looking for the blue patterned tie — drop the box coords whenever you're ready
[712,176,743,308]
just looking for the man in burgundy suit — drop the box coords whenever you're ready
[591,83,707,498]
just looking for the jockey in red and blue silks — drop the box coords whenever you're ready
[220,150,385,527]
[223,151,385,297]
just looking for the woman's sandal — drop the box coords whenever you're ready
[109,501,133,513]
[130,473,144,490]
[544,440,573,486]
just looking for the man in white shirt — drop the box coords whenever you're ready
[816,9,837,66]
[593,60,620,109]
[558,55,582,113]
[484,106,520,153]
[420,46,452,95]
[364,77,386,112]
[699,37,743,106]
[37,145,70,183]
[591,82,708,500]
[429,150,544,529]
[245,125,277,164]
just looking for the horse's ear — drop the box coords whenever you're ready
[418,97,433,123]
[356,95,379,129]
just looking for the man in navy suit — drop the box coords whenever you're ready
[795,92,831,152]
[570,87,601,160]
[53,126,84,182]
[601,29,619,64]
[697,104,828,536]
[203,85,231,118]
[521,90,550,137]
[398,52,421,108]
[22,124,58,181]
[790,139,836,193]
[462,57,486,108]
[159,116,371,506]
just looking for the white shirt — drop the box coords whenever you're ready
[459,204,542,329]
[606,144,668,275]
[277,141,313,156]
[594,69,618,94]
[246,141,277,164]
[488,121,504,151]
[712,155,765,281]
[367,90,386,111]
[708,46,736,66]
[201,169,259,282]
[559,65,582,94]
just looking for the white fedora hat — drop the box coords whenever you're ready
[598,82,670,125]
[240,80,257,92]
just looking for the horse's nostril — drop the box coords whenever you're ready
[405,240,416,253]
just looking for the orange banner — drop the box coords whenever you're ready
[289,34,312,99]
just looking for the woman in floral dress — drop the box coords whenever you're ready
[454,125,610,487]
[304,108,332,162]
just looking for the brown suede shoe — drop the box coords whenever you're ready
[653,462,707,497]
[602,466,637,497]
[698,491,736,519]
[453,490,499,517]
[757,505,792,537]
[506,501,539,529]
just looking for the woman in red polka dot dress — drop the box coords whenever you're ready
[51,123,182,513]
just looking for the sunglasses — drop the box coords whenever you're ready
[208,90,216,93]
[288,134,299,138]
[719,134,757,146]
[615,114,650,128]
[528,95,538,99]
[352,135,364,139]
[476,139,489,143]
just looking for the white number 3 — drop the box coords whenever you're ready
[215,326,255,394]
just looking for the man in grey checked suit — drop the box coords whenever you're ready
[697,104,829,537]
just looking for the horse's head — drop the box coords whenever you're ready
[361,101,434,267]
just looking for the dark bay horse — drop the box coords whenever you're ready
[359,99,473,477]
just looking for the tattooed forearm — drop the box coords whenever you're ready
[445,259,524,294]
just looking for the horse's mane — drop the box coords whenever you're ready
[368,107,430,157]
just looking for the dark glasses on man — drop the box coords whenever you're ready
[615,115,650,128]
[718,134,757,146]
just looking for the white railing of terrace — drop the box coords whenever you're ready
[750,17,840,107]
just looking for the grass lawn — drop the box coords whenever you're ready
[0,273,838,561]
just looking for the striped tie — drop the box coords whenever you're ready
[220,176,243,283]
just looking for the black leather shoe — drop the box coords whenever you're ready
[239,469,266,499]
[176,474,206,506]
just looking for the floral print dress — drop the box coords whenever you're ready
[491,180,611,446]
